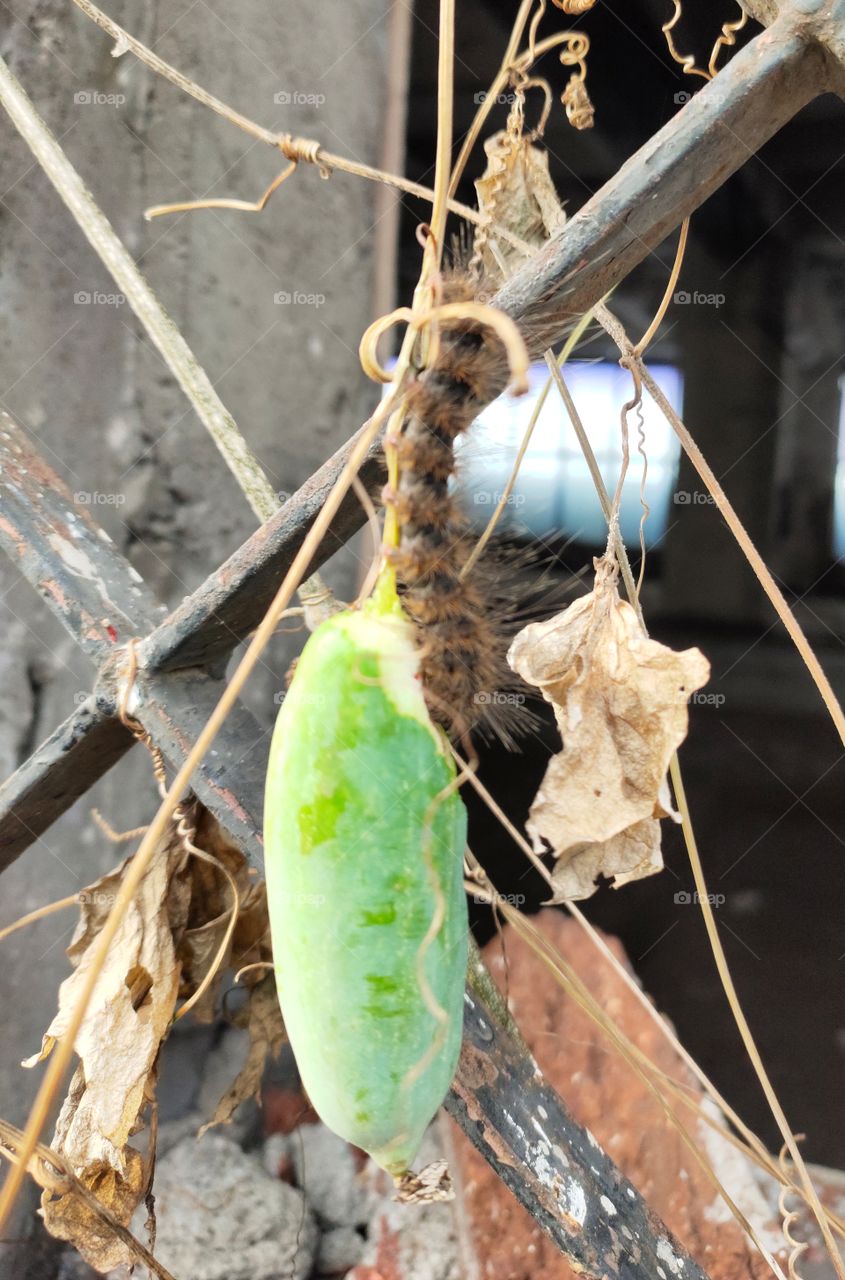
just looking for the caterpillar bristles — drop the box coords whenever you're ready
[387,265,577,749]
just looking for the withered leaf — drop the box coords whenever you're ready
[199,973,286,1136]
[508,561,710,900]
[177,807,269,1023]
[41,1137,147,1272]
[31,829,184,1270]
[24,798,281,1271]
[474,130,566,283]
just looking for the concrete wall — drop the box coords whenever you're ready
[0,2,389,1271]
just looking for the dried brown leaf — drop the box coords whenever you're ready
[508,562,710,900]
[0,1118,176,1280]
[29,830,184,1269]
[176,808,267,1020]
[25,800,277,1270]
[42,1144,147,1272]
[474,131,566,281]
[199,973,286,1135]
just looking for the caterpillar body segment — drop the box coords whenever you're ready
[264,572,468,1178]
[390,271,532,745]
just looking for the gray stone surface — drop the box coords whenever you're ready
[357,1131,462,1280]
[263,1131,291,1178]
[196,1025,261,1146]
[291,1122,380,1229]
[316,1224,365,1275]
[0,0,387,1274]
[144,1131,317,1280]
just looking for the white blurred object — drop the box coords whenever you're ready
[833,378,845,561]
[455,360,684,548]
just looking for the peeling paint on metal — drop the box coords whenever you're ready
[657,1237,685,1275]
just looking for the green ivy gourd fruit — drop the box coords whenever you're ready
[263,568,468,1179]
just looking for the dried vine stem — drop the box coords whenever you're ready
[463,307,597,579]
[478,882,788,1278]
[0,378,401,1232]
[595,302,845,1280]
[662,0,749,84]
[0,55,279,522]
[597,303,845,747]
[0,1120,177,1280]
[0,47,342,630]
[471,343,833,1256]
[69,0,530,254]
[670,759,844,1280]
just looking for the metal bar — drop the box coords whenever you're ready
[141,424,384,674]
[739,1,780,26]
[0,696,132,873]
[0,416,166,661]
[0,463,711,1280]
[131,668,269,865]
[496,12,829,350]
[0,6,839,866]
[447,986,708,1280]
[0,662,272,875]
[128,14,830,678]
[0,425,711,1279]
[2,11,843,1267]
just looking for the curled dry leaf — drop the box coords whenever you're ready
[23,801,276,1272]
[473,130,566,282]
[508,560,710,901]
[176,807,256,1023]
[188,811,286,1133]
[30,827,187,1271]
[199,973,286,1136]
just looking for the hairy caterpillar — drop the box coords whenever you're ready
[389,270,535,746]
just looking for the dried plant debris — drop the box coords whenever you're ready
[177,807,270,1025]
[200,974,285,1135]
[24,828,186,1270]
[508,558,710,901]
[22,804,280,1271]
[0,1119,177,1280]
[473,130,567,281]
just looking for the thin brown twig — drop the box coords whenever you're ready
[596,301,845,1280]
[70,0,531,253]
[597,304,845,747]
[0,1119,178,1280]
